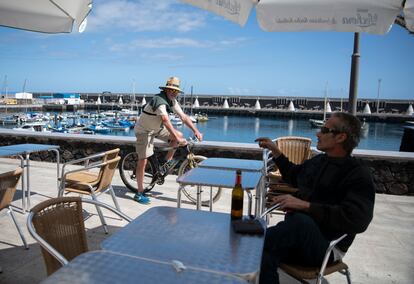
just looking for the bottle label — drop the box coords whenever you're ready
[231,197,243,220]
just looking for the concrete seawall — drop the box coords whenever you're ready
[1,129,413,195]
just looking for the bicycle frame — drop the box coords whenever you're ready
[149,143,192,183]
[119,137,221,205]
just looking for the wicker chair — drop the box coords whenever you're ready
[60,148,120,186]
[26,196,132,276]
[58,156,121,233]
[0,167,28,249]
[267,136,312,196]
[261,204,352,284]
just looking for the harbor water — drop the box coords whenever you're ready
[110,115,404,151]
[0,112,406,151]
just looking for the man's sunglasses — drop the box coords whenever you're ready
[320,126,341,134]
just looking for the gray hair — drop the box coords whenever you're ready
[331,112,361,154]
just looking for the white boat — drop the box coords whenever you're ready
[309,119,324,128]
[309,83,328,128]
[13,123,51,132]
[189,115,198,123]
[101,111,117,117]
[195,113,209,122]
[169,114,183,126]
[119,109,139,116]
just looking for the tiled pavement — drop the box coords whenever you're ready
[0,158,413,284]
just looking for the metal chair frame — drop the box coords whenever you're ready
[260,204,352,284]
[26,197,131,275]
[0,167,28,249]
[59,154,121,234]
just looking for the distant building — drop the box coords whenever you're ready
[54,93,81,105]
[0,92,33,104]
[36,93,81,105]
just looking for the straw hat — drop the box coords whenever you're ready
[159,76,183,93]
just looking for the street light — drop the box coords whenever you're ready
[376,78,382,114]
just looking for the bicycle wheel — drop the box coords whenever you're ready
[119,152,156,193]
[177,155,222,206]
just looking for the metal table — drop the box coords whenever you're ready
[0,144,60,211]
[177,167,262,214]
[197,157,267,215]
[41,251,246,284]
[101,206,264,282]
[198,157,264,172]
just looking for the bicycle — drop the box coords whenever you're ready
[119,137,222,205]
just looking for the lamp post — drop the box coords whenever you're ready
[376,78,382,114]
[348,33,360,115]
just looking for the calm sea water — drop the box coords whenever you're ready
[110,115,404,151]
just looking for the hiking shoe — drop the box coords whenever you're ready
[133,192,150,204]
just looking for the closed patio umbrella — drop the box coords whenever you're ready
[0,0,92,33]
[405,0,414,32]
[181,0,411,34]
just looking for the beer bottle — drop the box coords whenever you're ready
[231,170,243,220]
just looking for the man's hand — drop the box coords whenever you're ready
[268,194,310,212]
[194,130,203,142]
[255,137,282,157]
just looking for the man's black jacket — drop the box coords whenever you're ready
[273,153,375,252]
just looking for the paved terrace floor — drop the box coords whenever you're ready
[0,158,413,284]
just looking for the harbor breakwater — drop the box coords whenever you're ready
[1,92,413,123]
[0,129,413,196]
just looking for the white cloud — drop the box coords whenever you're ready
[108,36,246,52]
[130,37,207,49]
[87,0,205,32]
[140,52,184,61]
[218,38,248,46]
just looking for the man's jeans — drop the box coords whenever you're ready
[259,212,332,284]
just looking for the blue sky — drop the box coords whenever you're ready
[1,0,413,100]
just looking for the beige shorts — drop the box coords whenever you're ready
[135,127,170,159]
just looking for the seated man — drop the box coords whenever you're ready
[256,112,375,284]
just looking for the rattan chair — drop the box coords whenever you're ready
[59,156,121,233]
[26,196,132,276]
[267,136,312,196]
[60,148,120,186]
[0,167,28,249]
[261,204,352,284]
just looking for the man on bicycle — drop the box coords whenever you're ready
[133,76,203,204]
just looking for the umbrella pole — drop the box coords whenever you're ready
[348,32,360,115]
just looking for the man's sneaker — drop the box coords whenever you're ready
[133,192,150,204]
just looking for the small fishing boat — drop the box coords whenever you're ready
[87,124,111,134]
[102,120,129,131]
[13,123,51,132]
[196,113,209,122]
[117,119,135,129]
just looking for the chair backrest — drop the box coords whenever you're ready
[30,196,88,275]
[275,136,312,165]
[104,148,120,161]
[95,156,121,192]
[95,148,120,179]
[0,168,23,210]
